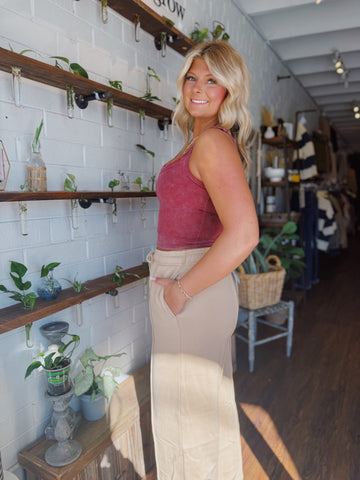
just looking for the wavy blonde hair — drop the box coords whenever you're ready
[172,40,252,168]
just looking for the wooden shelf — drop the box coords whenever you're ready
[262,136,297,148]
[0,190,156,202]
[0,48,172,120]
[262,180,286,187]
[107,0,195,55]
[0,264,149,335]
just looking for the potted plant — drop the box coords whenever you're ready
[25,332,80,396]
[236,221,305,309]
[73,347,126,421]
[37,262,62,300]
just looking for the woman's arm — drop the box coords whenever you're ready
[153,128,259,314]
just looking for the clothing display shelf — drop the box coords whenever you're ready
[0,48,172,121]
[261,136,299,227]
[107,0,195,55]
[0,264,149,336]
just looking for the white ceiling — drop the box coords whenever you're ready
[233,0,360,150]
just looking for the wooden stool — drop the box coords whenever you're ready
[235,300,294,372]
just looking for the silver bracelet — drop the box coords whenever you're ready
[177,279,192,300]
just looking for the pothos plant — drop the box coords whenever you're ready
[108,178,120,217]
[25,332,80,378]
[136,144,156,191]
[0,260,36,310]
[73,347,126,401]
[0,260,37,346]
[63,273,88,293]
[112,266,140,287]
[139,66,161,133]
[64,172,78,211]
[190,21,230,43]
[52,56,88,117]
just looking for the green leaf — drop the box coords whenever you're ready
[10,261,27,277]
[141,187,150,192]
[41,262,60,277]
[70,63,89,78]
[109,80,123,91]
[281,221,297,235]
[51,56,70,65]
[25,360,42,378]
[222,32,230,42]
[162,16,175,26]
[79,348,101,368]
[9,273,27,291]
[9,292,22,302]
[74,365,94,396]
[108,179,120,190]
[0,285,8,292]
[136,144,155,157]
[212,25,224,40]
[44,352,56,369]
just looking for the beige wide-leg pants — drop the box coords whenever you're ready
[147,248,243,480]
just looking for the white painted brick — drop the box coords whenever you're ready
[87,231,130,258]
[85,144,129,171]
[34,0,93,44]
[0,9,58,54]
[45,111,102,146]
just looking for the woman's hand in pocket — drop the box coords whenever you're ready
[150,277,188,315]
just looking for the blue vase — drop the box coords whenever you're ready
[37,272,62,300]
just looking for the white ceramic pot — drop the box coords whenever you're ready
[264,167,285,182]
[79,393,106,421]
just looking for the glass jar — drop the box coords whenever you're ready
[27,146,47,192]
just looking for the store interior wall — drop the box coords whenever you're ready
[0,0,318,476]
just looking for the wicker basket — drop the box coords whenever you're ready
[236,255,286,309]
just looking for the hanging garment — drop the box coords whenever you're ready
[294,122,318,180]
[316,191,337,252]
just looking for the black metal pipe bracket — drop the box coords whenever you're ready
[158,117,172,131]
[79,198,115,209]
[75,91,110,109]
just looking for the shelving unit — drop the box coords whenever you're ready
[260,136,298,227]
[107,0,195,55]
[0,48,172,120]
[0,264,149,335]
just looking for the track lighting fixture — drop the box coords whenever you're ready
[332,50,350,88]
[353,105,360,113]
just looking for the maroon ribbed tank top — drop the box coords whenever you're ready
[156,128,235,249]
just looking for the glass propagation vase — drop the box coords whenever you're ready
[37,271,62,300]
[27,148,47,192]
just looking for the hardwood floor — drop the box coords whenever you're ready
[234,235,360,480]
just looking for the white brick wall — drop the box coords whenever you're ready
[0,0,316,477]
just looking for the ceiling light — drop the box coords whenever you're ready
[336,66,344,74]
[355,113,360,119]
[353,106,360,113]
[315,0,323,4]
[334,60,342,69]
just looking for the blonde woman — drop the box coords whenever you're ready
[147,40,258,479]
